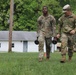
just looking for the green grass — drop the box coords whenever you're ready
[0,52,76,75]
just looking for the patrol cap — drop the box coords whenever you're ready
[62,4,71,13]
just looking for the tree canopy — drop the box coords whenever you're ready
[0,0,76,31]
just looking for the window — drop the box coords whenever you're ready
[12,43,14,48]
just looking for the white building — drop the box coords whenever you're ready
[0,31,57,52]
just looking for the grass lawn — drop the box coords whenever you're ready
[0,52,76,75]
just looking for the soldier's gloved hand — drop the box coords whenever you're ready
[56,34,60,38]
[70,30,75,35]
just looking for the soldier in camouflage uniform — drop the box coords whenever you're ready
[57,4,76,63]
[37,6,56,62]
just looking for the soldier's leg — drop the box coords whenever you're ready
[38,31,45,61]
[60,33,68,63]
[45,37,52,59]
[68,35,74,61]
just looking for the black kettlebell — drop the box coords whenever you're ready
[34,37,39,45]
[52,37,58,44]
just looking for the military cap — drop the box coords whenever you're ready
[62,4,71,13]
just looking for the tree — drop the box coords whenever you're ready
[0,0,10,30]
[0,0,76,31]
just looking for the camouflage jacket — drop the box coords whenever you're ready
[58,13,76,34]
[37,14,56,38]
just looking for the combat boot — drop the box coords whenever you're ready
[39,58,43,62]
[60,55,66,63]
[68,56,72,61]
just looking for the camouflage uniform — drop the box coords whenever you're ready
[58,13,76,61]
[73,33,76,52]
[37,14,56,59]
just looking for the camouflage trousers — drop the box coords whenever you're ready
[60,33,74,57]
[38,31,52,59]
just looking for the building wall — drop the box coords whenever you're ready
[0,41,23,52]
[12,41,23,52]
[0,41,57,52]
[28,41,38,52]
[0,40,40,52]
[28,41,46,52]
[0,41,8,52]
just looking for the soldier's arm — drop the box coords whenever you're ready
[37,17,42,37]
[57,17,63,35]
[52,16,56,37]
[70,16,76,35]
[74,16,76,33]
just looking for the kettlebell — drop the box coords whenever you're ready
[52,37,58,44]
[34,37,39,45]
